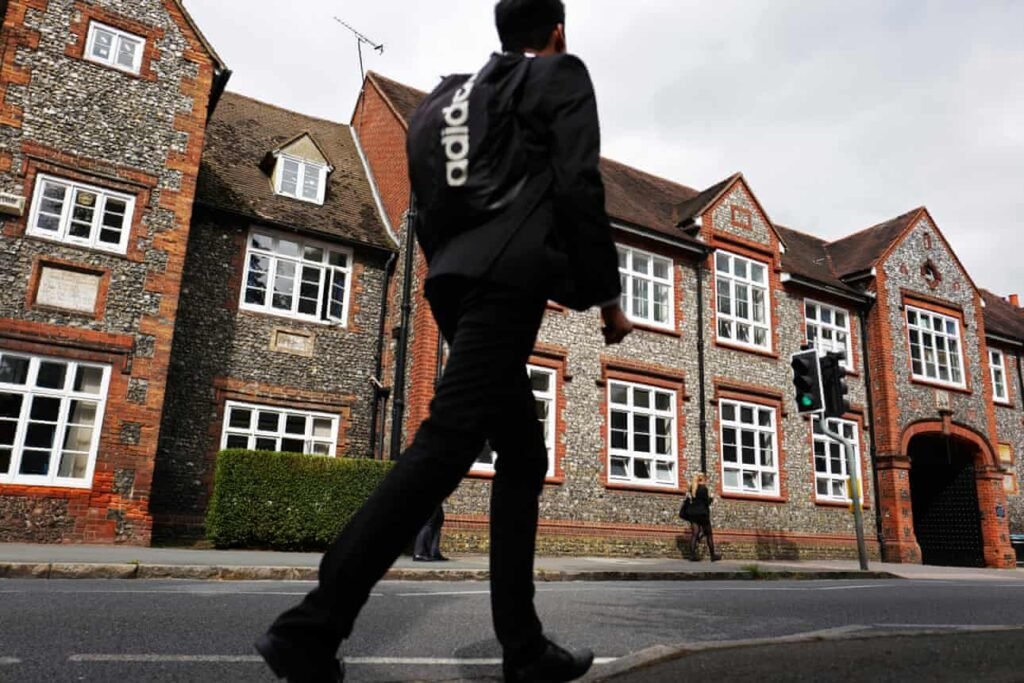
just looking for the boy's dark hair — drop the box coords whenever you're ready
[494,0,565,52]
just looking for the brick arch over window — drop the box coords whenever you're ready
[900,420,996,468]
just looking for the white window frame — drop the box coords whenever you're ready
[607,379,678,488]
[720,399,779,496]
[85,21,145,75]
[813,417,861,503]
[715,250,772,352]
[26,174,135,254]
[240,228,353,326]
[990,348,1009,404]
[616,245,674,329]
[805,299,854,370]
[221,401,339,456]
[0,352,110,489]
[473,364,557,478]
[275,155,328,205]
[906,306,966,389]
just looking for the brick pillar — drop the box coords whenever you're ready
[875,453,922,564]
[976,465,1017,569]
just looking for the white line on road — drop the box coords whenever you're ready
[68,654,617,666]
[0,657,21,665]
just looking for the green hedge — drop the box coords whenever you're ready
[205,450,394,550]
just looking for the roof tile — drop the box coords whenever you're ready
[197,92,394,251]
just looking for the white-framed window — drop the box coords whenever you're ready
[607,380,677,487]
[0,352,110,489]
[85,21,145,74]
[221,401,338,456]
[27,174,135,254]
[805,300,853,369]
[813,417,861,503]
[275,155,327,205]
[474,365,556,477]
[906,306,965,388]
[617,245,674,328]
[990,349,1009,404]
[720,399,779,496]
[241,229,352,325]
[715,251,771,351]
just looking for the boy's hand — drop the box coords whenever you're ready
[601,304,633,345]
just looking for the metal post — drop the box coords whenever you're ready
[819,421,869,570]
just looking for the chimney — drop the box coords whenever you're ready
[1010,294,1020,308]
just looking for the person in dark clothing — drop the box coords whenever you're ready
[254,1,632,681]
[413,504,448,561]
[686,473,722,561]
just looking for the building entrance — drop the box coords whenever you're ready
[908,434,984,567]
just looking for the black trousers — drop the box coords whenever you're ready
[268,278,549,661]
[413,505,445,558]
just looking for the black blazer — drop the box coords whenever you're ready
[414,53,621,311]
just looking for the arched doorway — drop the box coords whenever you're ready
[907,433,984,567]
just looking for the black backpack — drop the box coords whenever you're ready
[407,53,533,239]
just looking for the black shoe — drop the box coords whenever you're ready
[255,633,344,682]
[413,554,434,562]
[503,640,594,682]
[711,553,723,562]
[431,554,450,561]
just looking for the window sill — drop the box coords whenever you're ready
[994,399,1014,409]
[0,478,93,491]
[720,491,787,503]
[631,321,682,338]
[465,469,562,486]
[714,338,777,359]
[24,231,129,258]
[238,307,347,329]
[908,376,971,395]
[815,498,871,510]
[605,481,684,495]
[84,56,142,78]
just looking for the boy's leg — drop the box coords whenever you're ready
[261,282,546,658]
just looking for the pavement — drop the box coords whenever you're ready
[1,542,1022,582]
[2,543,1023,681]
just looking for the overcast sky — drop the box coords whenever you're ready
[184,0,1023,298]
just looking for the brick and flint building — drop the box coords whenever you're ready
[150,92,397,538]
[352,72,1023,567]
[0,0,227,543]
[0,1,1020,567]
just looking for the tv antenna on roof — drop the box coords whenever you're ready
[333,18,384,84]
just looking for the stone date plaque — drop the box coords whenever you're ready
[36,265,101,314]
[271,329,314,357]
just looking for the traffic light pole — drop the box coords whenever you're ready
[817,421,869,571]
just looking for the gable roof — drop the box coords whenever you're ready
[826,208,923,278]
[170,0,226,72]
[674,174,738,226]
[196,91,394,251]
[981,289,1024,342]
[364,71,704,248]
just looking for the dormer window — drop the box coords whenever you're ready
[275,155,327,205]
[85,22,145,75]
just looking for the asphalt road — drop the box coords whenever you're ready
[1,577,1023,681]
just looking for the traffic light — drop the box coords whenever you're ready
[820,351,850,418]
[790,348,824,414]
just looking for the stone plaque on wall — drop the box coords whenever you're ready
[36,266,101,314]
[271,329,314,357]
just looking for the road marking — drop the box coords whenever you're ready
[0,657,21,665]
[68,654,616,666]
[395,589,491,597]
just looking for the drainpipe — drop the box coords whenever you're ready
[389,195,418,461]
[1016,346,1024,417]
[859,298,884,544]
[696,256,709,473]
[368,252,397,458]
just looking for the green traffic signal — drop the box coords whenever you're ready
[800,395,813,407]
